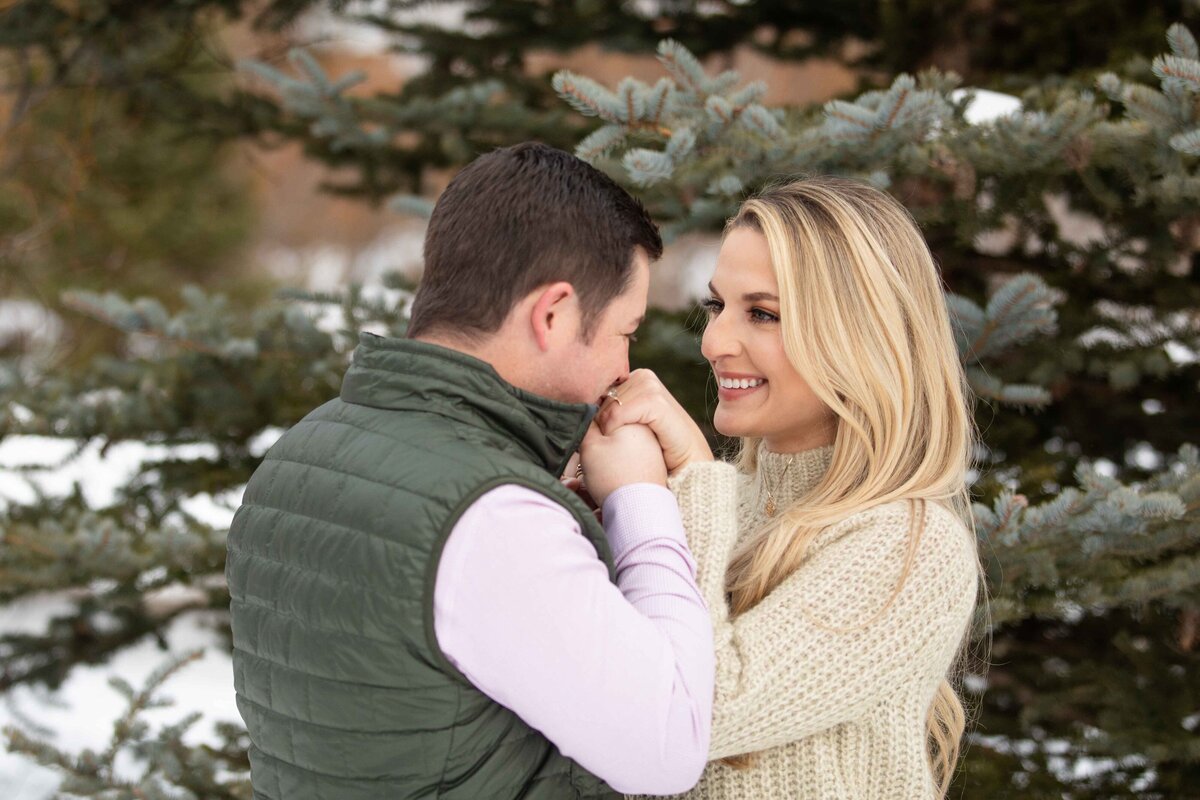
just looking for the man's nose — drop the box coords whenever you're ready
[603,369,629,402]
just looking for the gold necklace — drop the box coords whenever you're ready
[763,456,795,517]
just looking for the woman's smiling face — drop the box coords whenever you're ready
[700,225,837,453]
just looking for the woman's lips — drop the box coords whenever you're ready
[717,380,767,400]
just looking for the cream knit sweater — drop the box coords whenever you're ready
[635,444,979,800]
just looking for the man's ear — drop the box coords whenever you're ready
[529,281,579,352]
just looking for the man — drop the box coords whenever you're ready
[227,142,714,799]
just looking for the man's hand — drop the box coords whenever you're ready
[596,369,714,476]
[561,453,601,518]
[578,420,667,507]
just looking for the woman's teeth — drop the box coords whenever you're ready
[719,377,765,390]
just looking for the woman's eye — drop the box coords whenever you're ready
[750,307,780,323]
[699,297,723,315]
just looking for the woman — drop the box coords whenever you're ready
[590,176,983,798]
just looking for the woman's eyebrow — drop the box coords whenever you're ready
[708,283,778,303]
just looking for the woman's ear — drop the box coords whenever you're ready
[529,281,579,351]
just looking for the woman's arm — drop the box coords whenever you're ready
[665,461,743,616]
[668,471,979,760]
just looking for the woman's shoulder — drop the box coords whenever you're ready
[823,498,978,568]
[800,500,980,617]
[833,497,967,532]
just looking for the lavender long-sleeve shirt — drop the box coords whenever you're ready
[432,483,714,795]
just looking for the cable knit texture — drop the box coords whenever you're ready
[631,443,979,800]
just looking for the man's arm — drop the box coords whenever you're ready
[433,483,713,795]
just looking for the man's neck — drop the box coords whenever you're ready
[411,332,477,356]
[412,333,534,394]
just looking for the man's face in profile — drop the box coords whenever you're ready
[553,248,651,406]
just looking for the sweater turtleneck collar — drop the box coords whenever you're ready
[753,441,835,516]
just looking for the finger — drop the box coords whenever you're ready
[597,392,659,435]
[562,452,582,480]
[601,382,639,412]
[596,397,639,435]
[627,369,670,398]
[628,368,663,385]
[625,375,688,424]
[627,368,661,388]
[609,374,672,419]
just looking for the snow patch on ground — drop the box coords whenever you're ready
[0,608,238,799]
[952,87,1023,124]
[0,429,284,528]
[0,429,287,796]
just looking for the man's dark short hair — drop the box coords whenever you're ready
[406,142,663,342]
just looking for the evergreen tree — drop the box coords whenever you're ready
[545,31,1200,795]
[2,3,1199,797]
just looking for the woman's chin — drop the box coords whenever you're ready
[713,408,752,439]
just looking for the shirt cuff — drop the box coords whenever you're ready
[601,483,686,562]
[666,459,738,495]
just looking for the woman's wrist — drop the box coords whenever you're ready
[667,447,716,478]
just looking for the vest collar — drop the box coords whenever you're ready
[340,333,596,477]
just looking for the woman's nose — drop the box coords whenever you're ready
[700,311,737,362]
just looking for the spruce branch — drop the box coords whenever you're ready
[656,39,707,95]
[966,368,1053,408]
[575,124,627,161]
[0,281,398,448]
[1170,128,1200,156]
[1152,54,1200,92]
[551,70,622,121]
[1168,22,1200,62]
[4,650,252,799]
[241,49,509,161]
[948,275,1060,408]
[0,492,228,605]
[980,445,1200,629]
[623,148,676,186]
[644,78,673,125]
[970,274,1059,361]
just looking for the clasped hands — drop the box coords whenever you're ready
[562,370,713,509]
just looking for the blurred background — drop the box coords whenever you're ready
[2,1,1200,797]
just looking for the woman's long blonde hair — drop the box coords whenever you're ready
[718,177,982,796]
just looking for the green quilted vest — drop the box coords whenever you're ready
[227,334,620,799]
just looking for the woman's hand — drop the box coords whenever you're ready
[578,420,667,507]
[597,369,714,476]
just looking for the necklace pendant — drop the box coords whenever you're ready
[765,496,776,517]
